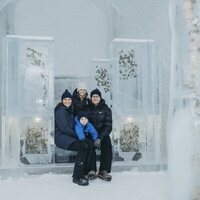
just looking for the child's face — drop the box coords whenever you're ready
[80,117,88,126]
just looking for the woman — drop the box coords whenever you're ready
[72,82,89,116]
[54,89,94,186]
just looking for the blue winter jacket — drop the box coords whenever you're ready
[54,103,77,150]
[75,116,98,141]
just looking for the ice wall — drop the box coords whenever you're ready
[168,0,200,199]
[13,0,109,77]
[0,2,15,165]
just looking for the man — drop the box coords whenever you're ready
[86,88,113,181]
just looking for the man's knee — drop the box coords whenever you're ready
[101,136,112,147]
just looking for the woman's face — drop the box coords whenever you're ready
[78,89,87,97]
[62,98,72,107]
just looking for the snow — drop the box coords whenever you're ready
[167,107,193,200]
[0,171,167,200]
[7,35,54,41]
[112,38,155,43]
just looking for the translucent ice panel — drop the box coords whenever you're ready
[20,117,53,164]
[1,35,54,167]
[111,38,161,163]
[112,39,160,115]
[4,36,54,116]
[19,47,50,113]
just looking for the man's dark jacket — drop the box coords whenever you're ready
[86,99,112,139]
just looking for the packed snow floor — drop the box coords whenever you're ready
[0,171,168,200]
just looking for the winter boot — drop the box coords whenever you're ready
[73,178,89,186]
[87,170,97,180]
[98,170,112,181]
[73,161,89,186]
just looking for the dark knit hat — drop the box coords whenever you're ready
[77,111,88,120]
[61,89,72,101]
[90,89,101,98]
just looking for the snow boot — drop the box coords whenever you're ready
[72,161,89,186]
[87,170,97,180]
[98,170,112,181]
[73,178,89,186]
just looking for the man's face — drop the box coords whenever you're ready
[91,94,101,105]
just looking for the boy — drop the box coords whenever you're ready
[75,111,101,180]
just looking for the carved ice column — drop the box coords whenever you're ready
[1,35,54,167]
[111,39,161,163]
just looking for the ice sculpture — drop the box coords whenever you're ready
[168,0,200,199]
[1,35,54,166]
[111,39,161,163]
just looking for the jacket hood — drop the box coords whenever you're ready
[75,116,85,127]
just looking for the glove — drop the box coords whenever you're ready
[94,138,101,150]
[80,139,88,150]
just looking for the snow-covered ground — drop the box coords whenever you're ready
[0,171,167,200]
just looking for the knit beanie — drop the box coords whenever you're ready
[77,111,89,120]
[77,82,88,91]
[90,88,101,98]
[61,89,72,101]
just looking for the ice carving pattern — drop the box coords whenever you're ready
[118,49,138,80]
[95,65,111,93]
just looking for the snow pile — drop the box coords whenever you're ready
[0,171,167,200]
[168,107,193,200]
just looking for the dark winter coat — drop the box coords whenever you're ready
[75,116,98,141]
[72,88,89,116]
[54,103,77,150]
[86,99,112,139]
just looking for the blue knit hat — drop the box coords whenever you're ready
[90,88,101,98]
[61,89,72,101]
[77,111,89,120]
